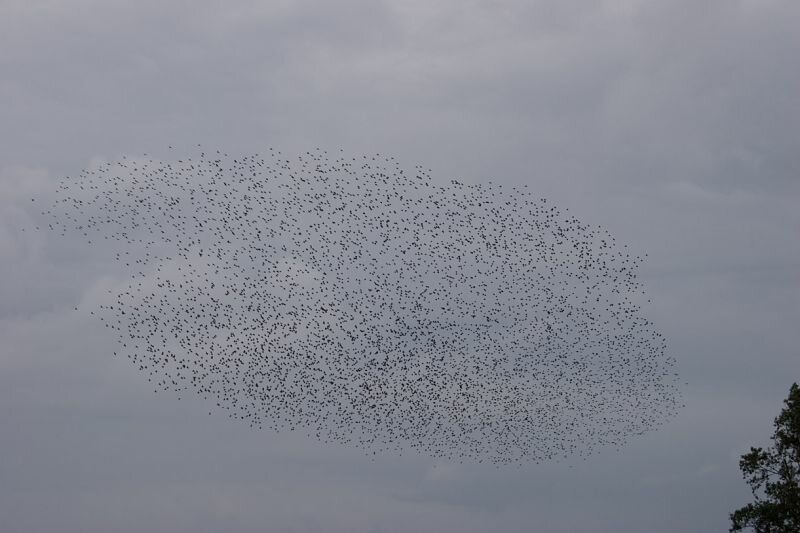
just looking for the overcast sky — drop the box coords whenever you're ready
[1,0,798,532]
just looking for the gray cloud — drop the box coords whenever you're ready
[1,0,798,531]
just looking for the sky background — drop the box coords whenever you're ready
[1,0,798,532]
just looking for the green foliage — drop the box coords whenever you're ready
[730,383,800,532]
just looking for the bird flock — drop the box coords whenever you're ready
[38,148,681,464]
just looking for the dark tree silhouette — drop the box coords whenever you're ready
[730,383,800,532]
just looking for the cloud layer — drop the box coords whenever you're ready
[1,0,798,531]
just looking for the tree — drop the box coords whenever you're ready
[730,383,800,532]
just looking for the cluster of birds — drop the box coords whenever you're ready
[38,147,681,464]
